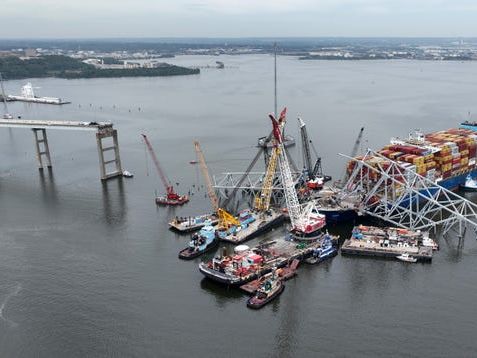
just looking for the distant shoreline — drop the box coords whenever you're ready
[0,55,199,81]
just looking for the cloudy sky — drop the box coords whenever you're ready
[1,0,476,38]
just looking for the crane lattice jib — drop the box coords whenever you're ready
[254,146,280,211]
[141,134,172,194]
[193,140,239,228]
[298,117,312,175]
[269,109,302,228]
[194,141,219,212]
[278,147,302,228]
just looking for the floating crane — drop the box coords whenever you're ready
[194,140,240,229]
[270,110,326,236]
[297,117,332,190]
[254,108,287,212]
[142,134,189,205]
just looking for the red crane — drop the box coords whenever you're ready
[141,134,189,206]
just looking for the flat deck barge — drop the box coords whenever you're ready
[340,225,435,262]
[168,214,218,233]
[341,239,433,262]
[218,210,284,244]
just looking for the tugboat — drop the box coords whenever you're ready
[460,174,477,191]
[156,193,189,206]
[304,233,338,264]
[178,221,218,260]
[246,270,285,309]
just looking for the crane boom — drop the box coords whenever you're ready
[254,108,287,211]
[193,140,239,228]
[337,127,365,187]
[298,117,312,175]
[141,134,172,195]
[194,140,219,212]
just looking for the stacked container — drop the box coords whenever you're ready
[349,127,477,184]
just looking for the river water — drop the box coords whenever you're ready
[1,55,477,357]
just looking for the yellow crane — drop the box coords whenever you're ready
[193,140,240,229]
[254,107,287,212]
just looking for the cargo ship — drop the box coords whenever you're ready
[347,124,477,192]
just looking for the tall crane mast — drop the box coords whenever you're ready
[193,140,240,228]
[254,108,287,212]
[336,127,365,188]
[298,117,312,177]
[142,134,184,202]
[270,112,302,229]
[271,111,326,234]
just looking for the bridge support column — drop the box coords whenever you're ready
[96,128,122,180]
[32,128,52,169]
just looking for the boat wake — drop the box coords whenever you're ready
[0,283,22,327]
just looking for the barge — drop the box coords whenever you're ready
[340,225,436,262]
[169,214,219,233]
[8,83,70,105]
[216,208,284,244]
[199,233,339,286]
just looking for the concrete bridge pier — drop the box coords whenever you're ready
[32,128,52,169]
[96,128,123,180]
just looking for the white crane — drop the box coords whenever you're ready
[269,110,325,236]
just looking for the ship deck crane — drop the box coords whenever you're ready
[194,140,240,228]
[142,134,189,205]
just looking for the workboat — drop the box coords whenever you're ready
[169,214,219,233]
[246,271,284,309]
[122,170,134,178]
[257,134,295,148]
[460,174,477,191]
[396,253,418,263]
[304,233,338,264]
[156,194,189,206]
[421,231,439,251]
[178,221,218,260]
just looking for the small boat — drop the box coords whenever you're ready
[460,174,477,191]
[305,234,338,264]
[178,221,218,260]
[189,160,198,165]
[246,271,284,309]
[257,134,295,148]
[122,170,134,178]
[396,253,418,263]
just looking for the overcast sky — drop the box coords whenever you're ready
[1,0,476,38]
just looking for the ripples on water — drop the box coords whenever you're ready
[0,55,477,357]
